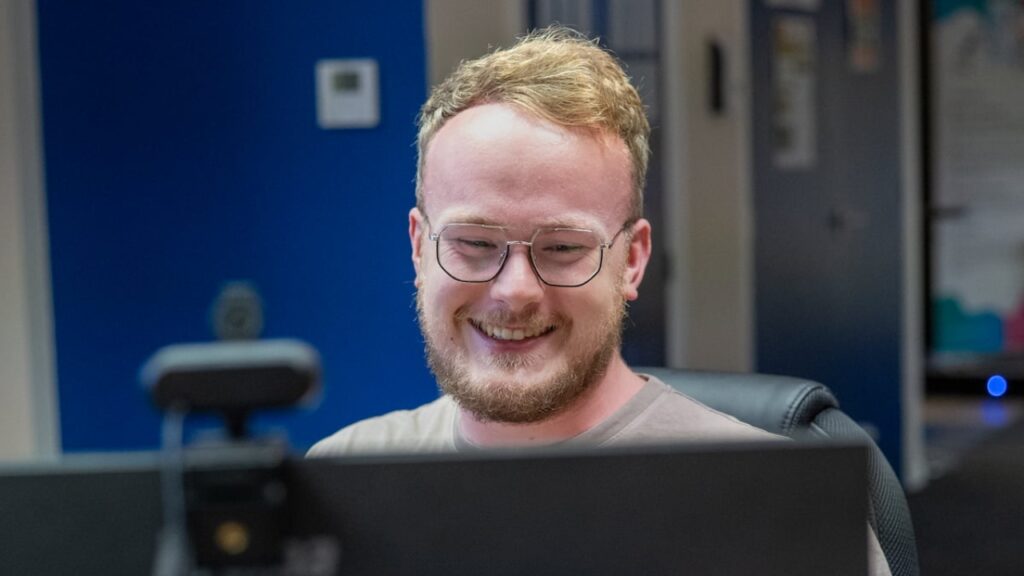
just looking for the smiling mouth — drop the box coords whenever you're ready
[470,319,556,342]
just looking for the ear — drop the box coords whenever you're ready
[409,207,426,287]
[620,218,652,301]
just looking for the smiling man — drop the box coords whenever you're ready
[308,26,772,453]
[307,26,892,576]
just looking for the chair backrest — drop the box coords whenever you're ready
[639,367,920,576]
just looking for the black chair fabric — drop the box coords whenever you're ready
[639,367,920,576]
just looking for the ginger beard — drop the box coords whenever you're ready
[415,278,628,424]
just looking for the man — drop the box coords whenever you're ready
[308,26,890,575]
[309,27,769,453]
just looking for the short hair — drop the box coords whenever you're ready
[416,25,650,220]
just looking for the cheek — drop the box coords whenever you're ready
[420,272,475,324]
[571,281,623,321]
[551,287,598,320]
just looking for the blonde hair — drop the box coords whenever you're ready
[416,25,650,219]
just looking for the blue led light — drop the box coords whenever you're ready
[986,375,1008,398]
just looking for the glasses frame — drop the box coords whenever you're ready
[427,221,634,288]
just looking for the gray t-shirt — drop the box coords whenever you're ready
[307,375,776,456]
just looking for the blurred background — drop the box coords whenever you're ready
[2,1,1022,572]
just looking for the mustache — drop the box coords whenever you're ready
[455,307,567,330]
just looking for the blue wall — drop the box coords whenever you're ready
[36,1,433,451]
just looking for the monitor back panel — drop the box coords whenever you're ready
[0,458,162,575]
[290,442,868,576]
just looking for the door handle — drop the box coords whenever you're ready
[827,206,870,233]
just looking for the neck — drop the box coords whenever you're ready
[457,353,645,447]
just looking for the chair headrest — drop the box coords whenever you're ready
[638,368,840,437]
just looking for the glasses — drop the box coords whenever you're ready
[427,222,631,288]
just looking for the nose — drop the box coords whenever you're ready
[489,244,544,309]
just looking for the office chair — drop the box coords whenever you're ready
[639,367,920,576]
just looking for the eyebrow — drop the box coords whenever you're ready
[437,212,603,231]
[441,214,504,227]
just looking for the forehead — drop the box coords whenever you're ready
[421,103,632,232]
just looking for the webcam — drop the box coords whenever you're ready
[142,339,320,438]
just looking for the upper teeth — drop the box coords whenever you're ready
[476,321,550,341]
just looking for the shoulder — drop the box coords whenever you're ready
[605,376,785,445]
[307,395,459,457]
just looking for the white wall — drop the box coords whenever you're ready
[0,0,59,459]
[426,0,526,87]
[663,0,753,372]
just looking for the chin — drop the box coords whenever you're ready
[439,351,601,424]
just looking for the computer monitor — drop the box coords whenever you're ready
[0,454,164,575]
[0,441,867,575]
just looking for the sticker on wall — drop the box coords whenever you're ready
[846,0,882,73]
[771,15,818,170]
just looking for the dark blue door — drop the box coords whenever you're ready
[751,1,905,472]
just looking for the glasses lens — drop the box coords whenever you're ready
[437,224,507,282]
[531,229,603,286]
